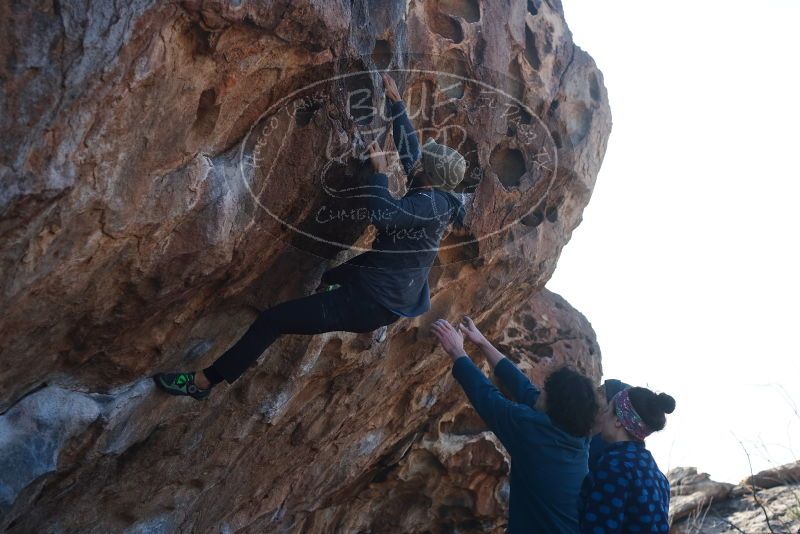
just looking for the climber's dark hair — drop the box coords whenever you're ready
[543,366,599,438]
[628,387,676,432]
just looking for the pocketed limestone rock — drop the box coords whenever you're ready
[0,0,610,531]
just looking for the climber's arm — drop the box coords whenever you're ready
[459,316,541,408]
[382,73,420,177]
[432,319,522,454]
[365,143,432,230]
[493,358,541,410]
[388,101,420,176]
[450,355,525,454]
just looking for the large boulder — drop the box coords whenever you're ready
[0,0,611,531]
[744,461,800,489]
[668,467,734,523]
[669,464,800,533]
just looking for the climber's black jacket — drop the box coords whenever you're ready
[322,100,465,317]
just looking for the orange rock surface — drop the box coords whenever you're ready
[0,0,610,531]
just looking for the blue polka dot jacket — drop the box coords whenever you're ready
[580,441,670,533]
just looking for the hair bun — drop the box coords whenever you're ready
[656,393,676,414]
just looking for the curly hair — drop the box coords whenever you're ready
[543,366,599,438]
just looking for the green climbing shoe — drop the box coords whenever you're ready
[153,372,211,400]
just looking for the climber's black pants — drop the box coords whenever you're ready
[204,283,400,385]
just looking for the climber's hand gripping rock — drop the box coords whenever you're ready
[431,319,466,361]
[381,73,402,103]
[458,316,487,346]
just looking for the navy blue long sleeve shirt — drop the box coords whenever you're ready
[339,100,465,317]
[452,356,590,534]
[580,441,670,534]
[388,99,422,176]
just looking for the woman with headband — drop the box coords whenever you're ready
[589,379,631,471]
[580,386,675,533]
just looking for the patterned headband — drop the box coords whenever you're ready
[612,388,653,441]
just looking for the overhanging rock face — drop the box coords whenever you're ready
[0,0,611,531]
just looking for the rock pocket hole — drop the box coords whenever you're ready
[490,146,526,189]
[346,73,377,126]
[507,105,532,125]
[437,49,469,100]
[590,73,601,102]
[192,88,221,137]
[568,105,594,146]
[294,100,321,127]
[521,210,544,227]
[550,130,563,149]
[187,23,213,56]
[532,343,554,359]
[508,60,525,101]
[474,35,487,65]
[439,0,480,22]
[430,13,464,43]
[527,0,541,16]
[525,27,541,70]
[545,206,558,222]
[372,39,392,69]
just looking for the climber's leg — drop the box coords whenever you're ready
[314,264,352,293]
[203,284,399,385]
[317,262,359,289]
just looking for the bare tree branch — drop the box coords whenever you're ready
[709,511,748,534]
[736,435,777,534]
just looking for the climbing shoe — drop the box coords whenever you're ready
[153,372,211,400]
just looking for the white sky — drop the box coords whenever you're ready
[549,0,800,483]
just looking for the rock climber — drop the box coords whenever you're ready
[431,316,600,534]
[579,385,675,533]
[154,73,467,399]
